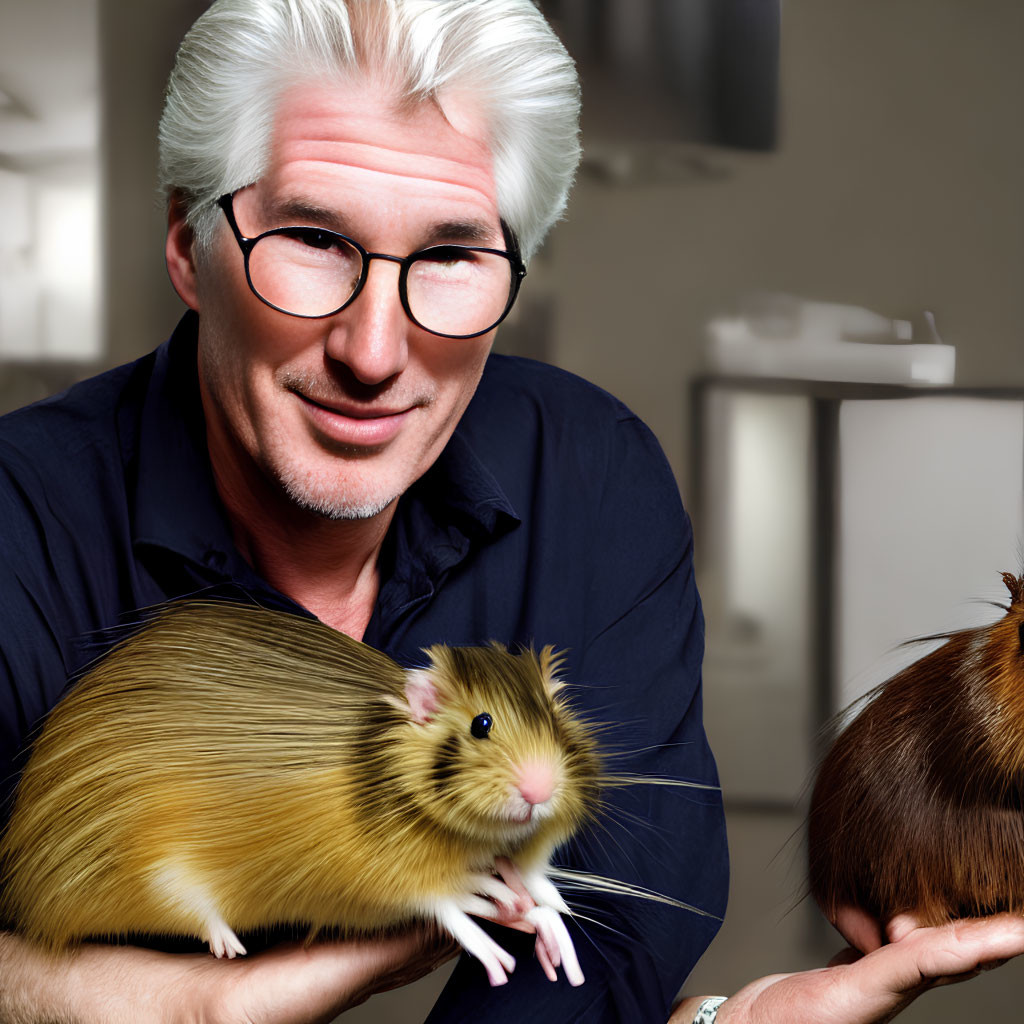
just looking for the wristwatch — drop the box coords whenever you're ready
[693,996,728,1023]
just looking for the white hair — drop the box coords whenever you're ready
[158,0,581,262]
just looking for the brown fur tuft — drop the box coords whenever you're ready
[1001,570,1024,607]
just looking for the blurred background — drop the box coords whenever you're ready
[1,0,1023,1019]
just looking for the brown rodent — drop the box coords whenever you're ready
[0,600,605,985]
[808,570,1024,927]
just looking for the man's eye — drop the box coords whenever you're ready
[279,228,341,251]
[299,230,338,251]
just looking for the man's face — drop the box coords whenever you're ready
[187,79,503,520]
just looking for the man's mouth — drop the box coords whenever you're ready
[299,392,409,419]
[292,390,414,447]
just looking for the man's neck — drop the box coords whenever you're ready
[207,439,393,642]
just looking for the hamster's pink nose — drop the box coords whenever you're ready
[517,762,556,806]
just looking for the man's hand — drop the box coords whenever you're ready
[183,927,458,1024]
[0,925,457,1024]
[669,912,1024,1024]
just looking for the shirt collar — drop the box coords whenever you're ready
[130,311,520,575]
[412,429,520,539]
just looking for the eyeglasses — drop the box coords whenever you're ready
[217,193,526,340]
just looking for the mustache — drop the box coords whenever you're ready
[277,367,434,409]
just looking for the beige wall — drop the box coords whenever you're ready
[544,0,1024,494]
[99,0,211,367]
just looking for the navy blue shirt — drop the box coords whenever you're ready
[0,311,727,1022]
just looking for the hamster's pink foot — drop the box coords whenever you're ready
[433,900,516,986]
[496,858,583,985]
[525,905,583,986]
[207,915,247,959]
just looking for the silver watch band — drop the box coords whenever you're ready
[693,996,728,1023]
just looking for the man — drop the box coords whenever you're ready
[1,2,723,1019]
[1,2,1022,1022]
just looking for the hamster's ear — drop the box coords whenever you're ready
[403,669,440,724]
[537,646,567,696]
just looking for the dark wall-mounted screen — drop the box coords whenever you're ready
[540,0,781,151]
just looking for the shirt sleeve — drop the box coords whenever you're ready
[425,413,728,1023]
[0,458,80,828]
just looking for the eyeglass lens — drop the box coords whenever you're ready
[247,228,515,336]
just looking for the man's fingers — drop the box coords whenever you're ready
[494,858,535,911]
[901,915,1024,981]
[711,915,1024,1024]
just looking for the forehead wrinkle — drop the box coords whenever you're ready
[294,132,493,171]
[278,142,497,201]
[272,80,494,173]
[278,95,494,165]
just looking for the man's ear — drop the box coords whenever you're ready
[165,194,201,311]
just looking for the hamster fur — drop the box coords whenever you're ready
[808,570,1024,927]
[0,601,604,984]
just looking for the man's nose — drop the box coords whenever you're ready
[323,257,409,385]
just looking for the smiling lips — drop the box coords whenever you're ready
[294,389,415,447]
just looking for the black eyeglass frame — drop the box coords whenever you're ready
[216,192,527,340]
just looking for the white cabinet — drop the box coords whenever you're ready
[693,378,1024,805]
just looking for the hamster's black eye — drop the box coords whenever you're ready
[470,713,492,739]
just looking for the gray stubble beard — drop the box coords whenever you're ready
[280,478,398,521]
